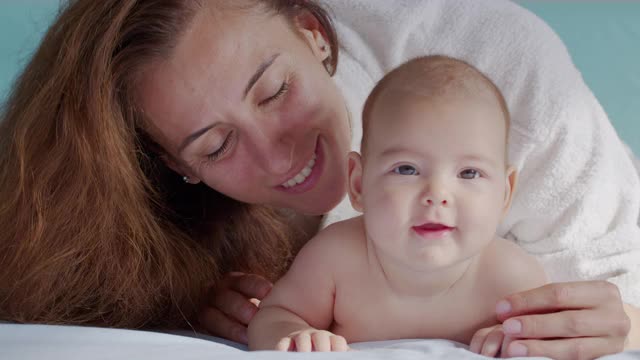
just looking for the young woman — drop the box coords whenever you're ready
[1,0,638,358]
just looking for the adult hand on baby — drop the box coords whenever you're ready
[198,272,272,344]
[496,281,630,359]
[277,329,349,352]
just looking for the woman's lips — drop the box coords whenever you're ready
[412,223,455,239]
[278,140,324,194]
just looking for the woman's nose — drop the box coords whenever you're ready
[263,138,294,175]
[252,124,298,176]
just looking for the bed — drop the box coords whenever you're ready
[2,324,640,359]
[1,1,639,359]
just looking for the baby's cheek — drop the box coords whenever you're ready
[372,189,408,215]
[462,196,503,231]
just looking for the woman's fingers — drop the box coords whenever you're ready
[205,272,272,327]
[496,281,621,322]
[225,273,273,300]
[198,272,273,343]
[495,281,630,359]
[211,288,259,325]
[198,306,249,344]
[502,310,631,339]
[504,337,624,360]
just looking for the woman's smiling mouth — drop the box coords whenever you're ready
[278,140,324,194]
[281,153,316,188]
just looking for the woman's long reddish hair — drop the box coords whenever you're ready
[0,0,338,329]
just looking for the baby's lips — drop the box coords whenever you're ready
[414,222,453,231]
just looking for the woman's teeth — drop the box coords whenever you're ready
[282,153,317,188]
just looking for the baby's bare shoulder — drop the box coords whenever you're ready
[479,238,548,295]
[300,216,367,263]
[313,216,365,246]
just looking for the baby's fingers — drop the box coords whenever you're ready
[276,337,293,352]
[311,332,331,351]
[330,335,349,352]
[469,327,493,354]
[279,331,348,352]
[480,328,505,357]
[310,332,348,351]
[293,332,313,352]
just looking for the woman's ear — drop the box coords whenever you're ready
[348,151,364,213]
[160,153,201,185]
[501,166,518,218]
[294,10,331,63]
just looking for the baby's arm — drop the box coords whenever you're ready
[247,226,348,351]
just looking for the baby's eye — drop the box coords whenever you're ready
[459,169,480,179]
[393,165,419,176]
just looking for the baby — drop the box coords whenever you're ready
[248,55,548,356]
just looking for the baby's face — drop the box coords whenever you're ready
[359,91,513,271]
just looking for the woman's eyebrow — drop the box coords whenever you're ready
[179,124,216,154]
[243,53,280,99]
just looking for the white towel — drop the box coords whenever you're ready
[319,0,640,306]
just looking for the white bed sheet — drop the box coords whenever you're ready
[1,324,639,360]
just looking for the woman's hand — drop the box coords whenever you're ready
[198,272,273,344]
[496,281,631,359]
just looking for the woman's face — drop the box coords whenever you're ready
[138,3,350,215]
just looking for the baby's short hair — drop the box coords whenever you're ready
[361,55,510,153]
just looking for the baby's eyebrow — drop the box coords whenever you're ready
[459,154,499,167]
[377,147,422,159]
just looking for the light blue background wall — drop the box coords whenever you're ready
[1,1,638,154]
[0,1,60,100]
[518,1,640,155]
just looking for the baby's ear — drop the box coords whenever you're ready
[502,165,518,217]
[347,151,364,213]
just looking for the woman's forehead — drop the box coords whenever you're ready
[159,6,278,93]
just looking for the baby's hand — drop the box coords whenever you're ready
[276,329,349,352]
[469,324,512,357]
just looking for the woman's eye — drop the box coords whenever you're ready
[206,131,235,162]
[459,169,480,179]
[393,165,418,176]
[259,80,289,106]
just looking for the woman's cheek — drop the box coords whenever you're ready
[283,79,327,128]
[280,79,304,116]
[203,152,259,199]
